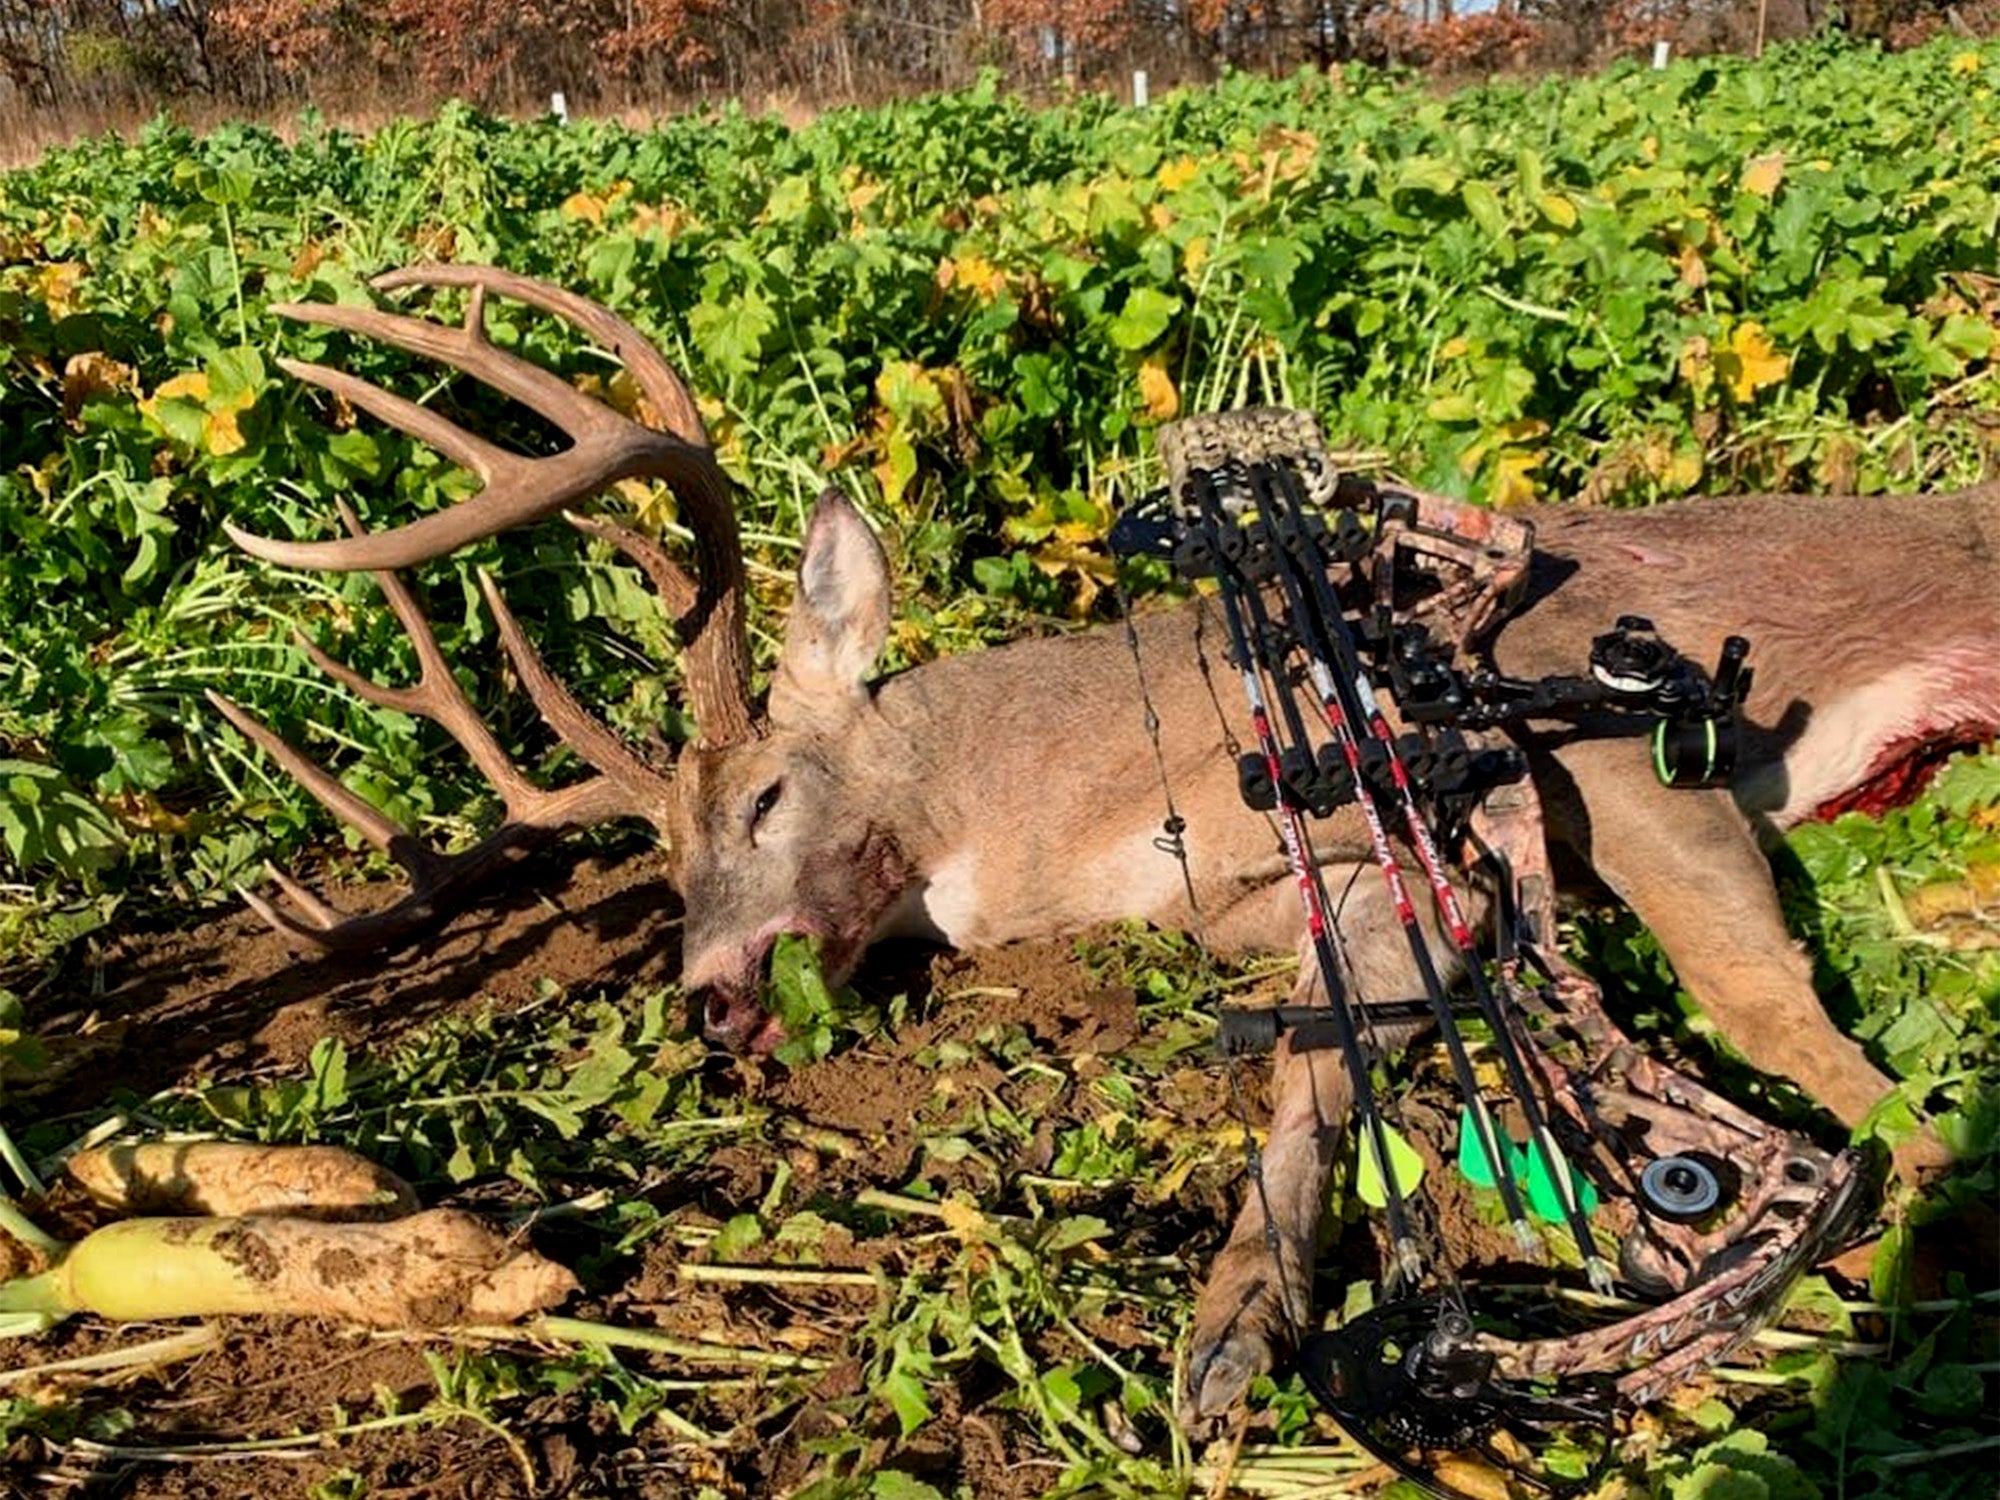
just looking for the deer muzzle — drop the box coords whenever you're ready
[685,925,797,1054]
[698,980,786,1054]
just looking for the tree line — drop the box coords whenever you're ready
[0,0,1982,124]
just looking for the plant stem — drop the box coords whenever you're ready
[0,1269,70,1319]
[675,1264,877,1288]
[459,1314,829,1370]
[1879,1434,2000,1469]
[0,1327,216,1386]
[0,1124,45,1199]
[0,1197,66,1260]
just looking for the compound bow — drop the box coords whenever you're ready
[1109,409,1875,1498]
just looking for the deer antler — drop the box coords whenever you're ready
[219,266,757,949]
[232,264,754,748]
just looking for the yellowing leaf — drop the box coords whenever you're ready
[629,201,696,238]
[1157,156,1201,191]
[1740,151,1787,198]
[875,361,944,431]
[937,253,1006,303]
[605,368,648,421]
[1488,448,1544,508]
[153,371,210,404]
[1259,126,1318,183]
[36,262,86,316]
[1432,1458,1514,1500]
[108,790,193,837]
[200,382,257,456]
[1653,443,1704,490]
[1150,1151,1204,1201]
[1183,236,1209,277]
[143,367,258,456]
[1137,359,1179,422]
[561,191,608,224]
[204,400,250,456]
[612,477,656,511]
[1717,320,1790,402]
[1537,192,1578,229]
[62,352,135,422]
[1901,861,2000,926]
[1032,538,1115,615]
[874,437,918,513]
[937,1197,989,1243]
[1952,51,1981,76]
[138,370,211,444]
[1678,335,1714,398]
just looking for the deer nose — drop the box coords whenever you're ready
[699,986,771,1053]
[703,990,737,1035]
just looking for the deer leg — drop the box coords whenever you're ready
[1544,740,1946,1176]
[1182,1018,1351,1423]
[1184,874,1437,1423]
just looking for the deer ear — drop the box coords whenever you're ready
[769,489,891,727]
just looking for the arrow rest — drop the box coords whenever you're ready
[1110,408,1878,1496]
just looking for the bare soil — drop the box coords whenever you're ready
[21,847,688,1109]
[0,851,1220,1500]
[7,851,1976,1500]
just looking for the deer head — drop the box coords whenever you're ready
[662,496,924,1051]
[219,267,922,1050]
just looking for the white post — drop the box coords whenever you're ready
[1651,40,1671,69]
[1133,69,1149,107]
[550,91,570,124]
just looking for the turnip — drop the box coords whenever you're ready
[0,1208,577,1328]
[64,1141,419,1220]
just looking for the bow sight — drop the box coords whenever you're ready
[1110,409,1874,1500]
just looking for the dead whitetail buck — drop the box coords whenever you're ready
[215,267,1997,1439]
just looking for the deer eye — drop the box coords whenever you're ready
[749,779,784,830]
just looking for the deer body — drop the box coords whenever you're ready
[683,484,2000,1041]
[226,270,1998,1432]
[655,481,1997,1416]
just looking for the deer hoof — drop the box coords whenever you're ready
[1182,1265,1291,1425]
[1182,1319,1274,1426]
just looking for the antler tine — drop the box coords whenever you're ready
[373,265,707,441]
[236,265,755,748]
[474,568,674,803]
[206,689,438,879]
[369,265,755,750]
[207,681,671,954]
[230,295,709,574]
[556,506,752,748]
[563,511,697,622]
[272,357,516,484]
[212,500,683,953]
[287,501,545,808]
